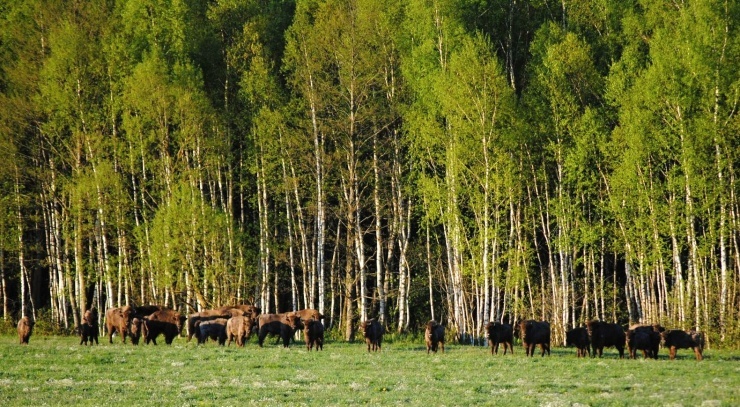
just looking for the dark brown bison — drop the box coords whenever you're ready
[626,324,662,359]
[586,320,625,358]
[79,320,96,346]
[486,322,513,355]
[83,308,99,344]
[130,318,142,345]
[519,320,550,357]
[17,316,34,345]
[303,318,324,351]
[142,309,186,345]
[661,329,704,361]
[360,319,384,352]
[187,309,243,342]
[105,306,134,344]
[565,327,590,357]
[425,320,445,354]
[195,318,228,345]
[626,326,656,359]
[226,315,254,347]
[257,313,303,347]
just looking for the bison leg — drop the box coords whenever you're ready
[693,347,702,361]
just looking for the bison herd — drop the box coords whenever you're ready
[14,309,706,361]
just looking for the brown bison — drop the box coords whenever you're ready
[360,319,384,352]
[486,322,514,355]
[303,318,324,351]
[661,329,704,361]
[17,316,34,345]
[626,324,662,359]
[226,315,254,347]
[105,306,134,344]
[142,309,186,345]
[195,318,228,345]
[586,320,625,358]
[219,304,262,316]
[565,327,590,357]
[257,313,303,347]
[129,318,143,345]
[425,320,445,354]
[293,309,324,324]
[519,320,550,357]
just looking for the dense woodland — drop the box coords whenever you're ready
[1,0,739,346]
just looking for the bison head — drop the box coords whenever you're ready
[284,313,303,330]
[130,318,142,345]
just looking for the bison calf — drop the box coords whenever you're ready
[425,320,445,354]
[360,319,384,352]
[661,329,704,361]
[303,319,324,351]
[519,320,550,357]
[486,322,514,355]
[226,315,254,347]
[565,327,590,358]
[17,316,34,345]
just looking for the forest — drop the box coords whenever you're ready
[1,0,739,346]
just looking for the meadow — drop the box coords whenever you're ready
[0,334,738,406]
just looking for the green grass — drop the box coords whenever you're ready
[0,335,738,406]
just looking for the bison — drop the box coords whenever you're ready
[360,319,384,352]
[661,329,704,361]
[17,316,34,345]
[79,320,96,346]
[83,308,99,345]
[105,306,134,344]
[129,318,143,345]
[219,304,261,317]
[586,320,625,358]
[626,324,662,359]
[626,326,657,359]
[303,318,324,351]
[257,313,303,347]
[195,318,228,345]
[486,322,514,355]
[519,320,550,357]
[565,327,590,358]
[226,315,254,347]
[187,309,243,342]
[425,320,445,354]
[142,309,186,345]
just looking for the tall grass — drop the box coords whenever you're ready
[0,335,737,406]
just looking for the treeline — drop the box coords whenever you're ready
[1,0,739,345]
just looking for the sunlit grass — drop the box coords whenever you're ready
[0,335,738,406]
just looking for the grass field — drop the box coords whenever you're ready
[0,334,738,406]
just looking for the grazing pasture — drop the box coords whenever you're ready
[0,335,737,406]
